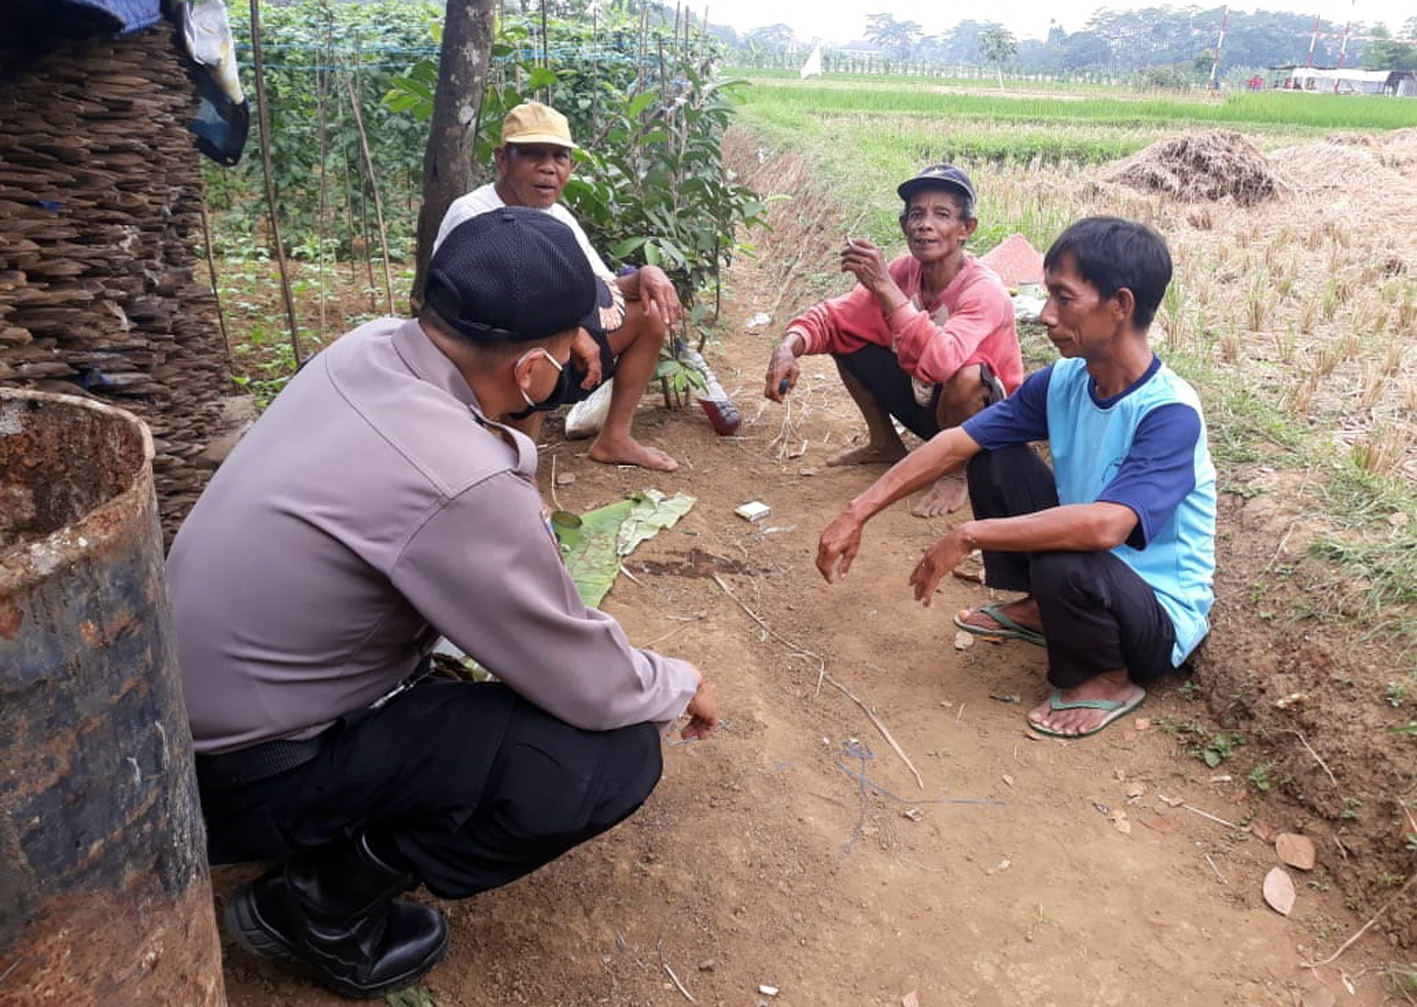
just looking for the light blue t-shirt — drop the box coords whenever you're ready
[963,356,1217,664]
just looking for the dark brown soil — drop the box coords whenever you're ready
[633,547,759,579]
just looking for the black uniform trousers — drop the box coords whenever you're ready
[966,443,1179,690]
[196,680,662,900]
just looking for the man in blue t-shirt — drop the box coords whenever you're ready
[817,217,1216,739]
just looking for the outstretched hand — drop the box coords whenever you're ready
[908,530,970,605]
[817,511,864,583]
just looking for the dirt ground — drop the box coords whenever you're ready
[213,358,1403,1007]
[213,134,1415,1007]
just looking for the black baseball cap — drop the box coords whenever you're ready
[424,207,625,342]
[897,164,977,205]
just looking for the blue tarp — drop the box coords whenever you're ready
[61,0,161,35]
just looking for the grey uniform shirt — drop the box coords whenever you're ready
[168,317,698,755]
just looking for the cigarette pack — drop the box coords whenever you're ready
[734,501,771,522]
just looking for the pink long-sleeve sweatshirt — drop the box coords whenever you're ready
[786,253,1023,393]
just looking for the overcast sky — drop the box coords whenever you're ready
[704,0,1416,44]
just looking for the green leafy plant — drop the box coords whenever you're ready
[1152,718,1242,767]
[386,985,440,1007]
[1390,966,1417,999]
[654,352,706,399]
[210,0,437,262]
[1196,731,1242,768]
[386,12,769,347]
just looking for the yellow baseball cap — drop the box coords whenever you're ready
[500,102,578,149]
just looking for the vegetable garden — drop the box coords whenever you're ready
[206,0,767,405]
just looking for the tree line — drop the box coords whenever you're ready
[726,8,1417,76]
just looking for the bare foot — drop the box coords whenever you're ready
[911,473,968,517]
[1028,671,1141,737]
[825,441,907,467]
[588,435,679,472]
[956,598,1042,636]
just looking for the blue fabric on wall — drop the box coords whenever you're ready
[61,0,162,34]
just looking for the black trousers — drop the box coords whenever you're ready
[966,444,1178,690]
[196,681,663,900]
[835,343,943,440]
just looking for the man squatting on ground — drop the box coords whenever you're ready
[435,101,680,472]
[168,208,718,998]
[763,164,1024,517]
[817,217,1216,739]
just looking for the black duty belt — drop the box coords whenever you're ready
[195,657,439,790]
[195,734,326,789]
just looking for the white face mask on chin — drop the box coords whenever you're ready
[512,347,571,417]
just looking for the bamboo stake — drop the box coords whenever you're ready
[197,197,234,379]
[539,0,549,77]
[349,37,376,309]
[336,97,359,285]
[700,266,718,351]
[590,3,599,126]
[345,69,395,315]
[248,0,304,365]
[358,164,375,309]
[315,10,332,339]
[637,7,648,94]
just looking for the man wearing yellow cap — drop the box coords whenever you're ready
[435,102,680,472]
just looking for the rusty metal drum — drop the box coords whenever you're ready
[0,389,225,1005]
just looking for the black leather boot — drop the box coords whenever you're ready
[224,832,450,999]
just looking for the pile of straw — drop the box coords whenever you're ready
[1267,142,1391,193]
[1102,130,1282,207]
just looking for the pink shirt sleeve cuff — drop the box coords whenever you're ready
[886,301,917,332]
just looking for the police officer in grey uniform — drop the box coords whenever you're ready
[168,207,718,998]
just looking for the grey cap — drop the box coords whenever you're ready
[897,164,977,205]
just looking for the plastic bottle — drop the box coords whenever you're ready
[675,342,741,436]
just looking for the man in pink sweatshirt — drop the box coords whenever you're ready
[763,165,1023,516]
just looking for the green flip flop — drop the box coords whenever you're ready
[1028,687,1147,739]
[953,602,1046,647]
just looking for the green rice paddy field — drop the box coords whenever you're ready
[729,71,1417,250]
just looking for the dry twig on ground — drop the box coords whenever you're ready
[711,573,924,789]
[1302,874,1416,969]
